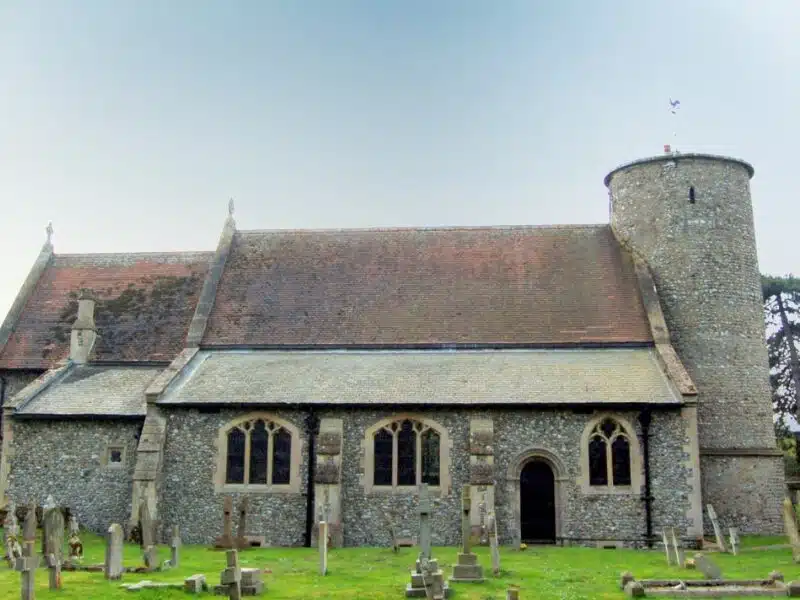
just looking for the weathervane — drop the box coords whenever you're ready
[668,98,681,151]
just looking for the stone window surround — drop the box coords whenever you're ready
[213,412,302,494]
[579,413,643,496]
[103,444,126,468]
[361,413,452,495]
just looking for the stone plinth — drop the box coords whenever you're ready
[450,552,484,582]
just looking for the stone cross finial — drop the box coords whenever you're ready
[46,221,54,244]
[228,198,235,217]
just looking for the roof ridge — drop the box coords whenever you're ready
[55,250,213,259]
[237,223,609,235]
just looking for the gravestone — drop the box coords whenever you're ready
[783,497,800,563]
[488,513,501,576]
[661,529,675,566]
[693,553,722,580]
[139,502,158,569]
[39,496,56,556]
[669,528,685,568]
[43,505,65,563]
[406,484,449,598]
[506,587,520,600]
[170,526,181,568]
[219,549,242,599]
[16,502,40,600]
[105,524,124,580]
[319,521,328,575]
[68,514,79,537]
[706,504,728,553]
[234,497,249,549]
[729,527,740,556]
[214,496,235,549]
[4,500,21,567]
[185,574,207,593]
[386,510,400,553]
[45,553,62,590]
[450,486,484,583]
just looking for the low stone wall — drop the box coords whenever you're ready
[6,419,141,533]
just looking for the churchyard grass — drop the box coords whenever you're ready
[1,530,799,599]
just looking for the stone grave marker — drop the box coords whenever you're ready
[506,587,520,600]
[385,509,400,553]
[450,486,484,583]
[105,523,124,580]
[68,514,79,537]
[16,502,40,600]
[706,504,728,553]
[39,496,56,556]
[170,526,181,568]
[219,549,242,599]
[488,512,501,576]
[669,528,684,568]
[185,574,207,593]
[729,527,740,556]
[4,500,22,568]
[783,497,800,563]
[214,496,235,549]
[693,553,722,580]
[319,521,328,575]
[45,553,62,590]
[234,497,249,549]
[43,505,65,563]
[139,501,158,569]
[406,485,449,598]
[661,529,675,566]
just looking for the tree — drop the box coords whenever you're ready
[762,275,800,449]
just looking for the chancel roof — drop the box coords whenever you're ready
[0,252,212,369]
[157,349,683,406]
[202,224,652,347]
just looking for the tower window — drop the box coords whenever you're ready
[688,187,696,204]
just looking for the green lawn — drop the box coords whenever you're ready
[1,530,799,599]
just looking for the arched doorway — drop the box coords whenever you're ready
[520,460,556,543]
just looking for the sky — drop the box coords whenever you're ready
[1,0,798,320]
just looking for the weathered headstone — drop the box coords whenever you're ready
[319,521,328,575]
[729,527,740,556]
[450,486,484,583]
[220,549,242,600]
[386,510,400,553]
[693,553,722,580]
[68,514,79,537]
[184,574,207,593]
[105,524,124,580]
[661,529,675,566]
[16,502,40,600]
[170,526,181,568]
[3,500,21,567]
[214,496,235,549]
[706,504,728,553]
[506,587,520,600]
[488,513,501,576]
[39,496,56,556]
[669,528,685,568]
[46,553,62,590]
[139,501,154,549]
[406,485,449,598]
[43,506,65,563]
[784,497,800,563]
[234,497,249,549]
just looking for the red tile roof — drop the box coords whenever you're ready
[0,252,212,369]
[203,225,652,347]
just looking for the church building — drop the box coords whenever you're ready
[0,152,784,547]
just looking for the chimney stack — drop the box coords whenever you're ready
[70,290,97,363]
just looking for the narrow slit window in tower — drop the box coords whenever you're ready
[689,186,696,204]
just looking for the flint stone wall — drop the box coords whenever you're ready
[6,419,141,533]
[159,407,309,546]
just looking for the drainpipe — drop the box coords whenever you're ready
[0,376,6,443]
[303,408,320,548]
[638,409,653,548]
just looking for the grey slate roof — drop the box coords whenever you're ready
[16,365,161,416]
[158,349,683,406]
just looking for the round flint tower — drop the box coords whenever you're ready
[605,152,783,533]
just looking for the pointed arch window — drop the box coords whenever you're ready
[219,415,299,491]
[367,417,445,490]
[587,418,633,488]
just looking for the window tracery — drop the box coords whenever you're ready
[587,418,632,487]
[370,418,442,488]
[224,417,293,486]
